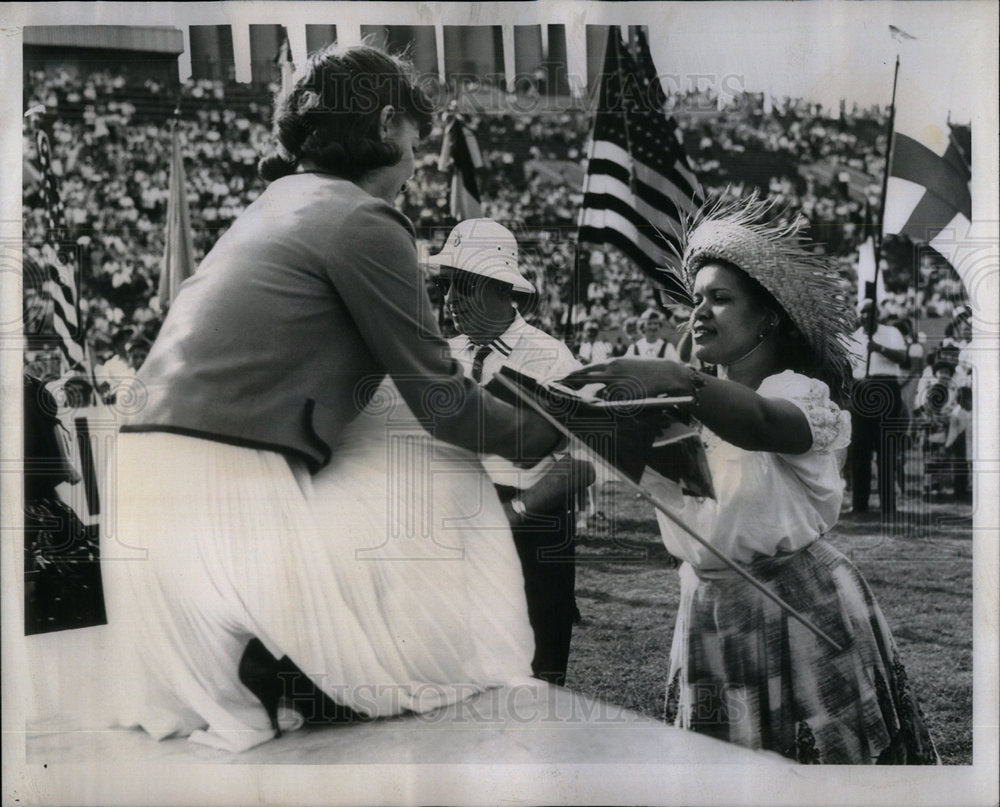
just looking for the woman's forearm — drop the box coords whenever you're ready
[687,370,812,454]
[563,359,813,455]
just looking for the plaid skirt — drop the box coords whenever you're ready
[665,539,939,764]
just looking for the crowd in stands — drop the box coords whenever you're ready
[23,67,969,379]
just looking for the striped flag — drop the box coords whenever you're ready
[158,124,197,306]
[33,125,86,372]
[438,110,483,220]
[578,27,702,306]
[882,32,971,276]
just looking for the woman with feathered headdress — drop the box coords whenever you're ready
[566,194,937,764]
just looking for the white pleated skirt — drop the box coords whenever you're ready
[103,393,533,752]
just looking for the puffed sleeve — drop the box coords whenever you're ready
[759,370,851,454]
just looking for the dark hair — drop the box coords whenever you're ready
[259,43,433,183]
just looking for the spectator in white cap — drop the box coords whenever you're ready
[428,218,593,686]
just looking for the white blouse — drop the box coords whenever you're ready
[644,370,851,570]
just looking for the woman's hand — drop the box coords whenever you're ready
[562,358,694,399]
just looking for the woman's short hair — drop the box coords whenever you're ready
[259,43,433,183]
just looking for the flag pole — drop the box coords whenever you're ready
[866,54,900,376]
[492,372,845,652]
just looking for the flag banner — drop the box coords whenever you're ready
[33,126,86,371]
[856,203,885,308]
[578,27,702,306]
[882,33,971,274]
[486,365,714,498]
[158,125,197,306]
[438,111,483,220]
[889,25,918,42]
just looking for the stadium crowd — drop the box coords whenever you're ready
[23,67,968,375]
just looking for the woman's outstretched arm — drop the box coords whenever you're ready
[564,359,813,455]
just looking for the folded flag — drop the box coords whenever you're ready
[486,365,714,498]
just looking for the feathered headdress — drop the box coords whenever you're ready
[681,192,854,386]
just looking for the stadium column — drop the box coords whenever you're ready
[502,25,516,94]
[336,23,362,49]
[287,26,308,76]
[435,24,446,84]
[233,22,251,83]
[566,20,588,99]
[177,26,192,83]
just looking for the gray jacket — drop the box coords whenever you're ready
[124,173,551,470]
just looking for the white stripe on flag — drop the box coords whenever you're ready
[42,244,76,292]
[928,212,974,285]
[579,207,670,263]
[590,140,699,213]
[583,174,684,242]
[881,177,927,236]
[45,282,85,364]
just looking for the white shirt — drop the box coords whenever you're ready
[450,313,581,489]
[848,324,906,379]
[643,371,851,570]
[625,337,680,361]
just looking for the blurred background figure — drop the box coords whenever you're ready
[625,312,679,360]
[614,316,639,356]
[846,300,908,517]
[577,321,614,366]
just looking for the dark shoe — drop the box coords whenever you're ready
[239,638,363,730]
[238,638,285,736]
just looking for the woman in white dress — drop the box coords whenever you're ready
[568,195,938,764]
[101,44,555,752]
[299,376,535,713]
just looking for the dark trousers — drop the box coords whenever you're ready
[509,511,576,686]
[951,437,970,496]
[849,376,904,514]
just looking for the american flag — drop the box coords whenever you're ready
[33,124,86,371]
[578,27,702,306]
[438,110,483,220]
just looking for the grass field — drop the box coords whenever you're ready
[565,482,974,764]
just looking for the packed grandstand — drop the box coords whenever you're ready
[22,65,968,373]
